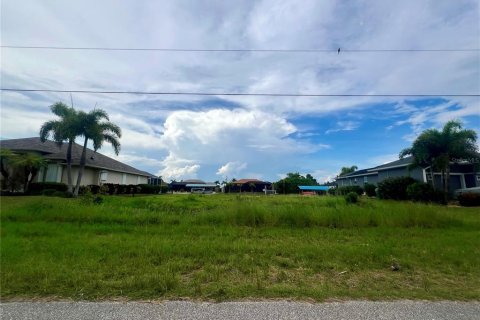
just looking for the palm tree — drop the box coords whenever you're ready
[400,120,477,199]
[73,109,121,196]
[40,102,80,193]
[12,152,47,192]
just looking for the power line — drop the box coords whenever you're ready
[1,88,478,97]
[1,45,479,53]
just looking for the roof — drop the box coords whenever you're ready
[186,184,217,188]
[369,156,413,171]
[182,179,206,184]
[233,179,269,184]
[337,168,377,179]
[1,137,152,177]
[337,157,415,179]
[298,185,331,191]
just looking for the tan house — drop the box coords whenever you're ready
[1,137,152,186]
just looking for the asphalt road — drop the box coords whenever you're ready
[1,301,479,320]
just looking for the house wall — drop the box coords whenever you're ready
[61,167,98,185]
[60,167,148,186]
[377,167,424,182]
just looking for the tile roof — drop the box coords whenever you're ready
[1,137,152,177]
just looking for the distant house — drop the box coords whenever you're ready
[229,179,272,193]
[1,137,153,186]
[335,156,480,193]
[169,179,216,193]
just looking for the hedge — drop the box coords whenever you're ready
[377,176,416,200]
[336,185,363,196]
[458,193,480,207]
[28,182,68,194]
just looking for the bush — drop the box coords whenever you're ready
[42,189,57,196]
[458,193,480,207]
[29,182,68,194]
[52,191,67,198]
[377,177,416,200]
[344,192,359,204]
[407,182,434,202]
[364,183,376,197]
[138,184,160,194]
[88,185,101,194]
[336,186,363,196]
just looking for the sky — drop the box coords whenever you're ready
[1,0,479,183]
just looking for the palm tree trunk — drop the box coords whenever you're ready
[66,139,73,193]
[445,166,450,201]
[429,167,435,189]
[23,166,29,193]
[73,137,88,197]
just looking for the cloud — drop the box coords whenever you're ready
[216,161,247,177]
[325,121,361,134]
[1,0,478,181]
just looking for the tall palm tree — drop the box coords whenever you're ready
[73,109,121,196]
[40,102,80,193]
[400,120,477,199]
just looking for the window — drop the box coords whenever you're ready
[427,173,433,181]
[122,173,127,185]
[100,171,108,182]
[45,164,58,182]
[364,176,368,183]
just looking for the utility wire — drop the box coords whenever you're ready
[1,45,479,53]
[1,88,478,97]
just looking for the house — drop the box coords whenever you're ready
[335,156,480,193]
[0,137,153,186]
[228,179,272,193]
[169,179,217,193]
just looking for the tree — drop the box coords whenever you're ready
[275,172,319,194]
[73,109,121,196]
[400,120,477,199]
[249,182,256,193]
[12,152,47,192]
[0,149,46,192]
[339,165,358,176]
[40,102,80,194]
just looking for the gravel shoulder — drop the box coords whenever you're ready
[1,300,479,320]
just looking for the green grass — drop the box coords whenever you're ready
[1,194,479,301]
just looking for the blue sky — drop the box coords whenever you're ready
[1,0,479,182]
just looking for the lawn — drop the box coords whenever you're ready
[1,194,479,301]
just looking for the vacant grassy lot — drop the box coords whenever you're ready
[1,194,479,301]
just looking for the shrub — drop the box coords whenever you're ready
[52,191,67,198]
[364,183,376,197]
[88,185,101,194]
[407,182,434,202]
[327,188,337,195]
[29,182,68,194]
[377,177,416,200]
[406,182,446,204]
[336,186,363,196]
[344,192,359,204]
[42,189,57,196]
[458,193,480,207]
[138,184,160,194]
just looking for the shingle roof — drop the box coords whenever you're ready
[1,137,152,177]
[369,156,413,171]
[336,156,414,179]
[338,168,376,178]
